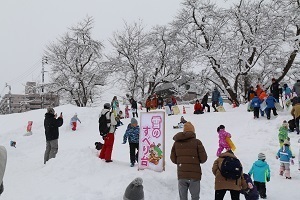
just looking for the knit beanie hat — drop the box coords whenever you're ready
[104,103,111,109]
[258,153,266,160]
[47,107,55,114]
[131,118,138,125]
[123,177,144,200]
[217,125,225,132]
[183,122,195,133]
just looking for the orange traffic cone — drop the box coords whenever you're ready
[183,106,186,114]
[232,101,237,108]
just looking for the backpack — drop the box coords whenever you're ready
[220,156,242,181]
[98,111,111,137]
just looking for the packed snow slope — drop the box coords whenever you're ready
[0,103,299,200]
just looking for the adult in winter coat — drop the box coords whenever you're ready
[0,146,7,195]
[123,118,140,167]
[212,87,221,112]
[265,93,278,120]
[170,122,207,200]
[99,103,117,162]
[291,101,300,134]
[171,96,177,106]
[292,80,300,97]
[248,153,270,199]
[44,107,63,164]
[145,97,151,112]
[194,100,203,114]
[212,150,247,200]
[130,97,138,118]
[247,86,257,101]
[70,113,81,131]
[201,92,210,112]
[111,96,120,117]
[270,78,281,102]
[251,95,261,119]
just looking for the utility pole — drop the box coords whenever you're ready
[41,57,48,109]
[5,83,11,114]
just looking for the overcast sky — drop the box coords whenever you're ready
[0,0,234,95]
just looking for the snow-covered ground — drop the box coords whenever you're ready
[0,103,299,199]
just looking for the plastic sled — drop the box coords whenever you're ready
[217,106,226,112]
[172,105,180,115]
[226,137,236,151]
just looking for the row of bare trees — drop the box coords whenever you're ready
[45,0,299,106]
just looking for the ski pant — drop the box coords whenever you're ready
[178,179,200,200]
[129,143,139,164]
[216,145,230,157]
[44,139,58,164]
[265,107,277,119]
[280,162,291,178]
[215,189,240,200]
[157,104,163,109]
[146,107,150,112]
[202,103,210,112]
[254,181,266,198]
[72,122,77,131]
[253,107,260,118]
[99,133,114,161]
[212,101,219,111]
[132,111,138,118]
[260,109,265,117]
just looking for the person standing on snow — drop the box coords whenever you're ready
[70,113,81,131]
[99,103,117,162]
[130,97,138,118]
[270,78,281,102]
[212,87,221,112]
[292,80,300,97]
[201,92,210,112]
[170,122,208,200]
[44,107,63,164]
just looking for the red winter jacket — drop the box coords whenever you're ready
[194,103,202,111]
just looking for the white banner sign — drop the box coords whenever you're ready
[138,111,165,172]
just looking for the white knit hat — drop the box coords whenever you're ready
[123,177,144,200]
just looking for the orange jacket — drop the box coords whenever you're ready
[146,99,151,108]
[256,87,263,97]
[259,91,267,101]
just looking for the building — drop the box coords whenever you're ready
[0,82,59,114]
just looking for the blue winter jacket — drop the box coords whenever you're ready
[123,124,140,144]
[277,146,292,163]
[212,89,220,102]
[265,96,276,108]
[248,160,270,183]
[251,97,261,108]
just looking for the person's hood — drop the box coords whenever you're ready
[173,131,196,142]
[45,113,55,118]
[101,108,110,115]
[254,160,268,168]
[218,151,237,159]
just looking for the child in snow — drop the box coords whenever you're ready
[70,113,81,131]
[251,94,261,119]
[122,118,140,167]
[119,110,124,119]
[125,105,130,118]
[283,83,292,99]
[216,125,231,156]
[219,96,223,106]
[173,116,187,129]
[241,173,259,200]
[276,140,293,179]
[265,93,278,120]
[115,115,124,127]
[248,153,270,199]
[278,120,289,147]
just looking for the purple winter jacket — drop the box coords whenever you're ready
[218,129,231,148]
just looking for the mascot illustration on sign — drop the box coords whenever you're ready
[148,142,163,165]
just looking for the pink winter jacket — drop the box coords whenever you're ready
[218,129,231,148]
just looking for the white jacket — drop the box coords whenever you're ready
[100,109,117,133]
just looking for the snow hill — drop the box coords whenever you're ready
[0,103,299,200]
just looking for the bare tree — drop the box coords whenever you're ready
[45,17,106,107]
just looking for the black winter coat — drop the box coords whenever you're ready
[131,99,137,109]
[201,94,208,105]
[44,113,63,141]
[270,81,281,99]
